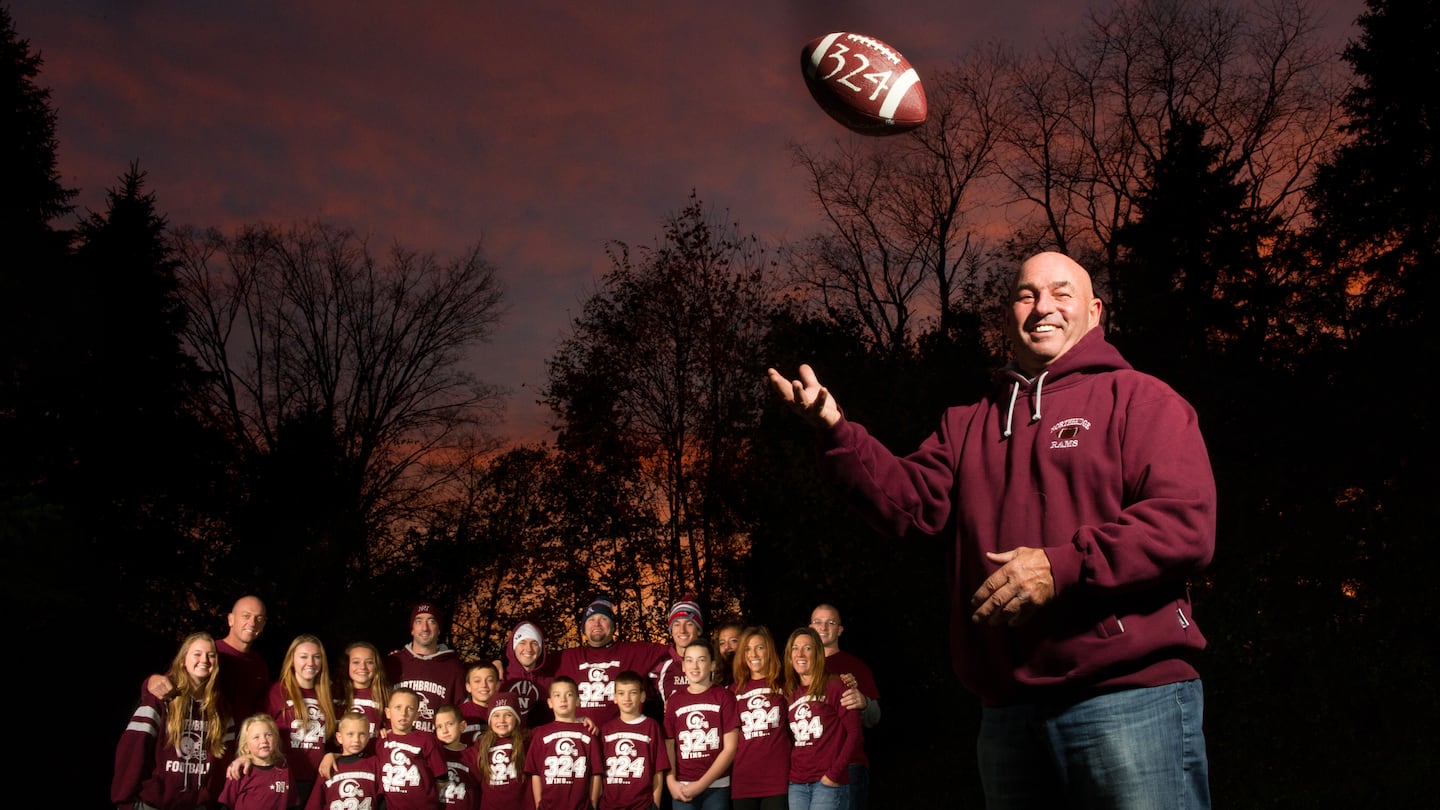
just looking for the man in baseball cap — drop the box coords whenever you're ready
[384,600,466,734]
[555,596,669,726]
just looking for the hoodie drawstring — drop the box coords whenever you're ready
[1003,380,1020,439]
[1031,371,1047,425]
[1002,370,1048,439]
[180,697,196,792]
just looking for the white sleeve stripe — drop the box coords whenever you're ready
[126,720,159,735]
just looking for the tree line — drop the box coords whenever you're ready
[1,0,1432,805]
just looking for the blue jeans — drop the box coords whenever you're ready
[673,785,729,810]
[977,679,1210,809]
[788,781,849,810]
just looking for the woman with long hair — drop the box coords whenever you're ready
[112,632,233,809]
[782,627,860,810]
[337,640,389,751]
[730,626,792,810]
[267,633,338,804]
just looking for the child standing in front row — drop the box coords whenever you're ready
[663,641,740,810]
[219,714,299,809]
[525,676,601,810]
[381,686,450,810]
[473,695,532,810]
[436,704,480,809]
[599,670,669,810]
[305,712,385,810]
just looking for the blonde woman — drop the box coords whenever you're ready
[266,634,338,803]
[112,632,233,809]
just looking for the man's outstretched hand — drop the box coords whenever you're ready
[767,364,841,429]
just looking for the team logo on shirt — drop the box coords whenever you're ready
[739,694,782,740]
[790,698,824,746]
[606,738,646,780]
[578,662,620,707]
[443,763,469,802]
[1049,417,1090,449]
[542,736,589,782]
[676,707,720,758]
[508,679,540,714]
[382,742,422,791]
[488,745,518,784]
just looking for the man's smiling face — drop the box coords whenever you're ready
[1007,252,1102,375]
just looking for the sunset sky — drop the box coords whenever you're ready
[11,1,1363,442]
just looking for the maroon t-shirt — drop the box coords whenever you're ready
[599,714,669,810]
[218,763,300,810]
[524,719,601,810]
[379,729,448,810]
[786,676,861,786]
[305,754,384,810]
[731,678,791,799]
[267,683,329,784]
[554,642,669,726]
[662,685,739,785]
[473,735,534,810]
[218,638,271,720]
[441,744,481,809]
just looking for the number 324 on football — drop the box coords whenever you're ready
[800,31,928,136]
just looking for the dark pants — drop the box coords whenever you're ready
[732,795,789,810]
[847,764,869,810]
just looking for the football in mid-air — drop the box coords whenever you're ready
[800,31,927,135]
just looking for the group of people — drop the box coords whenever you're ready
[112,593,882,810]
[115,251,1219,810]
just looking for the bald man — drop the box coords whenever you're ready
[146,594,270,718]
[769,252,1218,808]
[809,602,880,810]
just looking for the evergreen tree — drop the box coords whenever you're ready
[64,165,232,633]
[0,5,73,237]
[0,3,78,489]
[1309,0,1439,325]
[1297,1,1439,801]
[1109,113,1278,386]
[0,4,98,652]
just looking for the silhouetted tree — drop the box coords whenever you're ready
[172,220,507,637]
[996,0,1345,271]
[0,17,217,799]
[0,2,77,509]
[543,194,772,620]
[1288,0,1439,802]
[1110,113,1280,382]
[0,5,72,238]
[62,166,231,633]
[787,47,1007,354]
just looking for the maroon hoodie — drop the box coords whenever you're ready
[816,329,1216,706]
[499,619,556,727]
